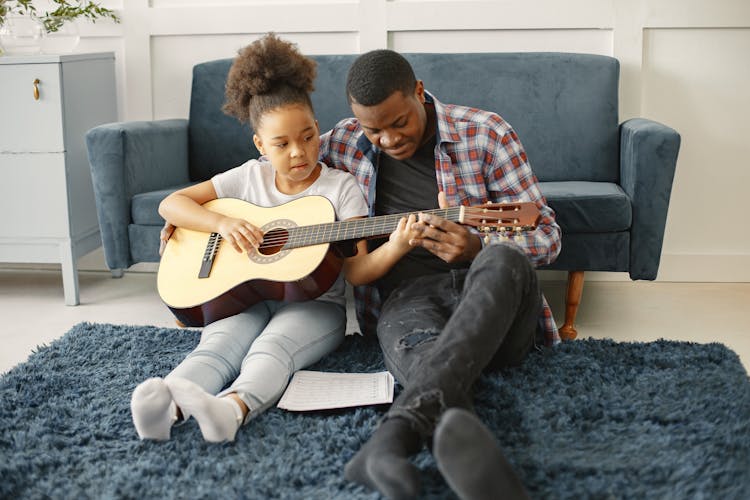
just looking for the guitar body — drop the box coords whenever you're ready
[158,196,342,327]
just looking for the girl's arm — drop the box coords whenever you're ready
[158,181,264,253]
[343,214,419,286]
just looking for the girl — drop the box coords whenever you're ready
[130,34,418,443]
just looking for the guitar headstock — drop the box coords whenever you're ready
[462,202,540,235]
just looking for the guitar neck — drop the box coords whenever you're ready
[283,206,463,249]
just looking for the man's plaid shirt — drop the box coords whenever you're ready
[320,92,562,347]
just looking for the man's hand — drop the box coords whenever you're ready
[409,192,482,263]
[159,222,175,256]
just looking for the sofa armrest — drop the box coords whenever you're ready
[85,119,190,270]
[619,118,681,280]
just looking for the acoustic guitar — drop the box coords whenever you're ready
[157,196,540,327]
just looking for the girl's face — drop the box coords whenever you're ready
[253,104,321,195]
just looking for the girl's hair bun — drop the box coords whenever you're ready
[224,33,317,126]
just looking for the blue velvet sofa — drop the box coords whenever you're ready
[85,52,680,339]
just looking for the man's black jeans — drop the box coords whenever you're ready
[376,243,542,437]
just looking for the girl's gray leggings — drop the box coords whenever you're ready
[167,299,346,420]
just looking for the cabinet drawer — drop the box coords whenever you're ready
[0,153,69,238]
[0,64,64,153]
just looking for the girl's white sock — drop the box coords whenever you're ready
[166,377,243,443]
[130,377,178,440]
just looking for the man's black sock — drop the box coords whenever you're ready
[433,408,530,500]
[344,417,422,500]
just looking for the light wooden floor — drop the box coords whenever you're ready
[1,253,749,376]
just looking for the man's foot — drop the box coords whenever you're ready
[433,408,530,500]
[344,417,422,500]
[166,377,243,443]
[130,377,178,440]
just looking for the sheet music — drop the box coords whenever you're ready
[277,370,395,412]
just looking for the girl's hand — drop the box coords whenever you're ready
[217,217,264,253]
[159,222,176,256]
[389,213,420,253]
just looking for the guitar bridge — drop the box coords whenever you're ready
[198,232,222,279]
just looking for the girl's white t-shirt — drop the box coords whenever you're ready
[211,159,369,306]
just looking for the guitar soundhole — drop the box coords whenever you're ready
[248,219,295,264]
[260,228,289,255]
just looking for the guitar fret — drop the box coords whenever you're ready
[310,222,319,247]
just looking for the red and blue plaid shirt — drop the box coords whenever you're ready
[320,92,562,347]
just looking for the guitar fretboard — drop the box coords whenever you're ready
[279,206,463,249]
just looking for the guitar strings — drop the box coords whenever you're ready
[255,207,463,249]
[248,204,529,249]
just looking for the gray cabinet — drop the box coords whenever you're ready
[0,52,117,305]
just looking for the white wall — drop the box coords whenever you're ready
[45,0,750,282]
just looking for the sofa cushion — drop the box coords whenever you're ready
[129,224,163,264]
[540,181,631,233]
[132,181,630,234]
[131,184,194,225]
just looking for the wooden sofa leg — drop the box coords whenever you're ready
[559,270,584,341]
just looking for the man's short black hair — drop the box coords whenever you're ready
[346,49,417,106]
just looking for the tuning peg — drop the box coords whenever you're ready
[480,225,491,245]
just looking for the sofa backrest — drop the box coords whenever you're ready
[188,52,619,183]
[188,58,252,182]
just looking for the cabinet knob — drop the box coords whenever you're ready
[33,79,41,100]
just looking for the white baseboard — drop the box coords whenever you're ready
[539,253,750,282]
[0,247,158,274]
[3,249,749,283]
[537,270,630,282]
[655,253,750,282]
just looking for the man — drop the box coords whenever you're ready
[318,50,561,500]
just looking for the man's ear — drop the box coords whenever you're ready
[414,80,426,103]
[253,134,264,155]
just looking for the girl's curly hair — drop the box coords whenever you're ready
[223,33,317,129]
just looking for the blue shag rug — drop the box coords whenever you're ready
[1,322,749,499]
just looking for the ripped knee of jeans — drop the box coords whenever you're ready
[411,389,445,412]
[397,328,439,350]
[389,388,447,435]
